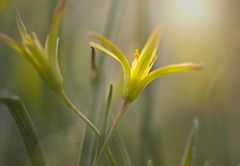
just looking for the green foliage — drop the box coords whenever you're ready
[0,94,47,166]
[181,118,199,166]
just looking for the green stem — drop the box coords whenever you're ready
[58,90,100,136]
[106,148,118,166]
[97,99,130,162]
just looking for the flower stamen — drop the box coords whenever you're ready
[134,49,139,59]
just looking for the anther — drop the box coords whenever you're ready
[134,49,139,59]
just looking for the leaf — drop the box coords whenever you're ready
[99,84,113,145]
[0,94,47,166]
[147,160,153,166]
[180,118,199,166]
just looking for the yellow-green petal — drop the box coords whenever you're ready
[140,63,204,90]
[15,11,28,40]
[131,26,162,79]
[0,33,24,53]
[47,0,66,64]
[89,32,131,77]
[90,42,131,79]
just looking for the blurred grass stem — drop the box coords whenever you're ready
[97,99,130,162]
[0,95,47,166]
[58,90,100,135]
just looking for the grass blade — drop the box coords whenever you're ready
[99,84,113,147]
[180,118,199,166]
[0,94,47,166]
[147,160,153,166]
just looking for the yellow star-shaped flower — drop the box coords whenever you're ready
[90,26,204,102]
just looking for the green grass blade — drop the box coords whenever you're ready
[97,85,132,166]
[98,85,118,166]
[78,0,127,164]
[0,94,47,166]
[79,85,117,166]
[180,118,199,166]
[111,132,132,166]
[147,160,153,166]
[99,84,113,146]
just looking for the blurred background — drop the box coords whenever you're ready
[0,0,240,165]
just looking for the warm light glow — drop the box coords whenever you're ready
[173,0,207,23]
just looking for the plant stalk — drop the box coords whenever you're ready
[58,90,100,136]
[97,99,130,162]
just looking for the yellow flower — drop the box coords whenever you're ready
[89,26,204,102]
[0,0,66,93]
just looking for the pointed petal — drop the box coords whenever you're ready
[140,63,204,89]
[89,32,131,76]
[90,42,131,78]
[0,33,24,53]
[132,26,163,78]
[15,10,28,40]
[47,0,66,65]
[0,33,45,76]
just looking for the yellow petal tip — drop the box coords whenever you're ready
[191,63,205,70]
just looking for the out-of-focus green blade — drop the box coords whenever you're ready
[79,85,117,166]
[180,118,199,166]
[99,84,113,144]
[0,94,47,166]
[147,160,153,166]
[111,132,132,166]
[97,85,132,166]
[95,85,118,166]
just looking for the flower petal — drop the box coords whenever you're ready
[90,42,131,79]
[0,33,45,76]
[89,31,131,76]
[0,33,24,53]
[131,26,162,78]
[15,10,28,40]
[46,0,66,63]
[140,63,204,90]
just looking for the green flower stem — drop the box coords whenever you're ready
[58,90,100,136]
[107,99,130,144]
[97,99,131,162]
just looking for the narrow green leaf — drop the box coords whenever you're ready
[147,160,153,166]
[95,85,131,166]
[111,132,132,166]
[99,84,113,145]
[180,118,199,166]
[0,94,47,166]
[98,85,119,166]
